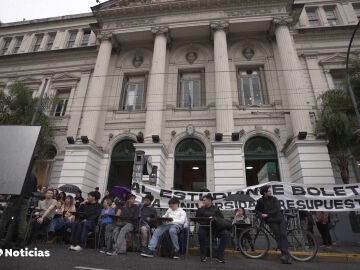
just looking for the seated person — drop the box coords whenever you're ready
[139,194,157,252]
[30,188,57,243]
[232,207,251,250]
[68,191,101,251]
[106,194,139,256]
[57,192,66,205]
[141,198,186,259]
[101,202,122,253]
[98,198,115,248]
[195,194,230,263]
[48,195,76,241]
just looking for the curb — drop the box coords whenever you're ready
[188,248,360,263]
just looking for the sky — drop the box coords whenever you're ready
[0,0,98,23]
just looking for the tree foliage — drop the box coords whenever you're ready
[317,60,360,184]
[0,82,54,160]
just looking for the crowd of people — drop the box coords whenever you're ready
[0,183,341,264]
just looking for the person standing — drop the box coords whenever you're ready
[255,185,292,264]
[141,198,186,259]
[196,194,231,263]
[315,211,332,247]
[0,172,37,248]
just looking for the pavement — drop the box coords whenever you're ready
[0,244,359,270]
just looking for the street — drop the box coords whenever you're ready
[0,245,359,270]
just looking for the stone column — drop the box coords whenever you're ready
[274,18,313,136]
[303,53,329,108]
[80,33,112,144]
[67,71,91,138]
[144,26,168,141]
[211,21,234,137]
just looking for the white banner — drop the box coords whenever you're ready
[134,181,360,212]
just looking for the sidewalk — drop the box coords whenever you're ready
[188,243,360,263]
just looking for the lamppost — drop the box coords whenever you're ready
[346,20,360,133]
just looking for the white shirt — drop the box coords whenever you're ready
[163,207,187,227]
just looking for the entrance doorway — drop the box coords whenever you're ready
[174,138,206,191]
[107,140,135,190]
[244,137,280,186]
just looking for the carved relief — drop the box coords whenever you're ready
[151,26,169,36]
[210,21,229,33]
[97,32,113,41]
[132,55,144,68]
[186,52,198,64]
[242,47,255,60]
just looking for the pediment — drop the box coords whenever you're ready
[52,73,80,83]
[92,0,151,12]
[319,53,357,66]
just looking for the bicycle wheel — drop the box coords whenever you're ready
[287,229,318,262]
[239,226,270,259]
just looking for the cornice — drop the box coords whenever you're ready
[92,0,294,22]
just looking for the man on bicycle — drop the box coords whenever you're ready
[255,185,292,264]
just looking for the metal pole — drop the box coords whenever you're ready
[31,78,48,126]
[346,20,360,130]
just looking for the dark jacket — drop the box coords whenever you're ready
[140,205,158,228]
[75,196,84,210]
[196,205,224,224]
[120,204,140,226]
[79,202,101,221]
[196,205,232,232]
[255,196,283,223]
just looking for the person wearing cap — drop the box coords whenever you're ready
[195,194,230,263]
[141,197,186,259]
[106,193,140,256]
[255,185,291,264]
[139,194,158,252]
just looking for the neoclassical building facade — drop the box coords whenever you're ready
[1,0,360,194]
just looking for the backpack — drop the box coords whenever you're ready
[159,231,175,258]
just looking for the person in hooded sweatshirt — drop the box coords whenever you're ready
[255,185,291,264]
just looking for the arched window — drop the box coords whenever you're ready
[174,138,206,191]
[107,140,135,190]
[244,137,280,186]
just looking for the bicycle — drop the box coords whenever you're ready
[239,212,318,262]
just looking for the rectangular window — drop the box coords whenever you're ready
[52,89,70,117]
[0,38,11,55]
[66,31,78,49]
[238,69,264,106]
[33,34,44,52]
[306,8,320,27]
[178,70,205,108]
[353,3,360,19]
[325,6,338,25]
[12,36,23,54]
[331,71,345,91]
[46,32,56,51]
[80,30,91,46]
[121,75,147,111]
